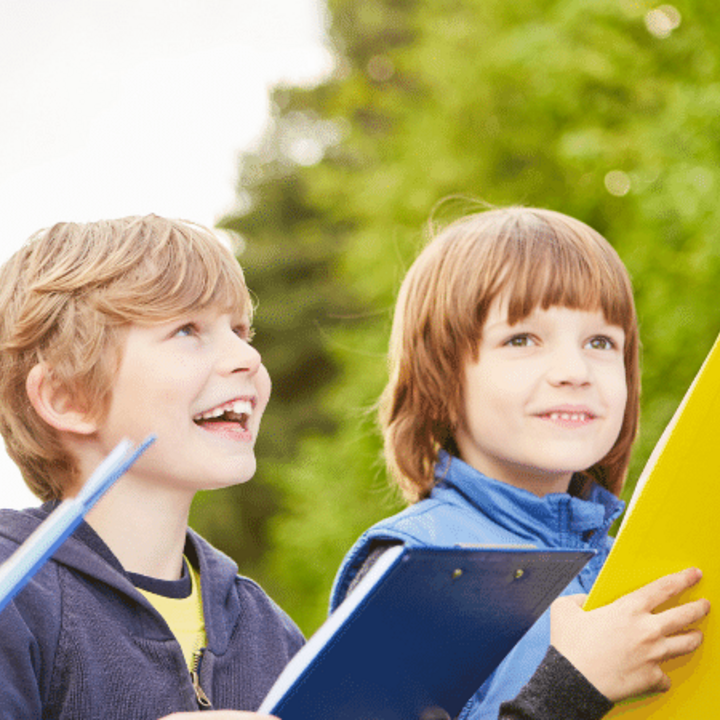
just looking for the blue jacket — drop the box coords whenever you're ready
[0,504,304,720]
[330,452,624,720]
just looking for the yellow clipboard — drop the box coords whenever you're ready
[584,332,720,717]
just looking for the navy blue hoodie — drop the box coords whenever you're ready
[0,505,304,719]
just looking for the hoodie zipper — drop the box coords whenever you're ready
[190,649,212,709]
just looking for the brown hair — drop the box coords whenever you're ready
[0,215,252,501]
[380,207,640,502]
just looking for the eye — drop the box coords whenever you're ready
[504,333,535,348]
[586,335,617,351]
[174,322,200,338]
[234,324,256,342]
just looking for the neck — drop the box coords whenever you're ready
[84,474,194,580]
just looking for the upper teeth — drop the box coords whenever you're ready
[549,412,589,421]
[195,400,253,421]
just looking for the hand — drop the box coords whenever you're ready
[159,713,279,719]
[550,567,710,703]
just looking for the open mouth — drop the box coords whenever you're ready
[193,399,254,431]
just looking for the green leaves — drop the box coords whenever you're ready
[191,0,720,634]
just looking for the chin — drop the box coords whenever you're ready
[232,462,259,486]
[199,463,258,491]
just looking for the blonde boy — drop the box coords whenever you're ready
[0,216,302,718]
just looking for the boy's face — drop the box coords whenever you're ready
[91,306,270,494]
[454,299,627,496]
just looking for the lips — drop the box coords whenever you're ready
[536,407,597,425]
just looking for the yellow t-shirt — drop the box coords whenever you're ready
[137,559,207,670]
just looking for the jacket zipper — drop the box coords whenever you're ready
[190,649,212,709]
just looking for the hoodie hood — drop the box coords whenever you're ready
[0,504,243,653]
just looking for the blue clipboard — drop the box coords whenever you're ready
[260,545,593,720]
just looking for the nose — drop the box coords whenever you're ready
[217,328,263,377]
[546,344,591,387]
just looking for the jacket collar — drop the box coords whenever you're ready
[434,452,625,547]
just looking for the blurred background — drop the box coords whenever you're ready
[1,0,331,505]
[4,0,720,637]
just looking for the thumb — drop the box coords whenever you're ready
[552,594,588,612]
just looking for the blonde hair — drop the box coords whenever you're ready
[380,207,640,502]
[0,215,252,501]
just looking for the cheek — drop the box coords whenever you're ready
[614,367,629,412]
[462,384,512,437]
[256,365,272,413]
[606,370,629,436]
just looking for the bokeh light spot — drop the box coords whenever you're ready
[605,170,632,196]
[644,5,681,38]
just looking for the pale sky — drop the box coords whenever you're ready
[1,0,332,509]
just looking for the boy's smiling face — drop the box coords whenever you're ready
[90,306,271,494]
[455,298,627,496]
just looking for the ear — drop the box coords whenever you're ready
[26,363,98,435]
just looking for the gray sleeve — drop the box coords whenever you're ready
[498,645,614,720]
[346,541,403,596]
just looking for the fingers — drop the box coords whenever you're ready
[550,570,708,704]
[648,669,672,695]
[626,568,703,613]
[658,628,705,662]
[656,596,711,635]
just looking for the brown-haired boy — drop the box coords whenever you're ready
[332,206,710,719]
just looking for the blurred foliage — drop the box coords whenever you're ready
[190,0,720,635]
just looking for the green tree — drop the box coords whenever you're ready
[194,0,720,635]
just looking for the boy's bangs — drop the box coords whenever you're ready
[100,223,252,323]
[492,222,632,333]
[135,250,250,321]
